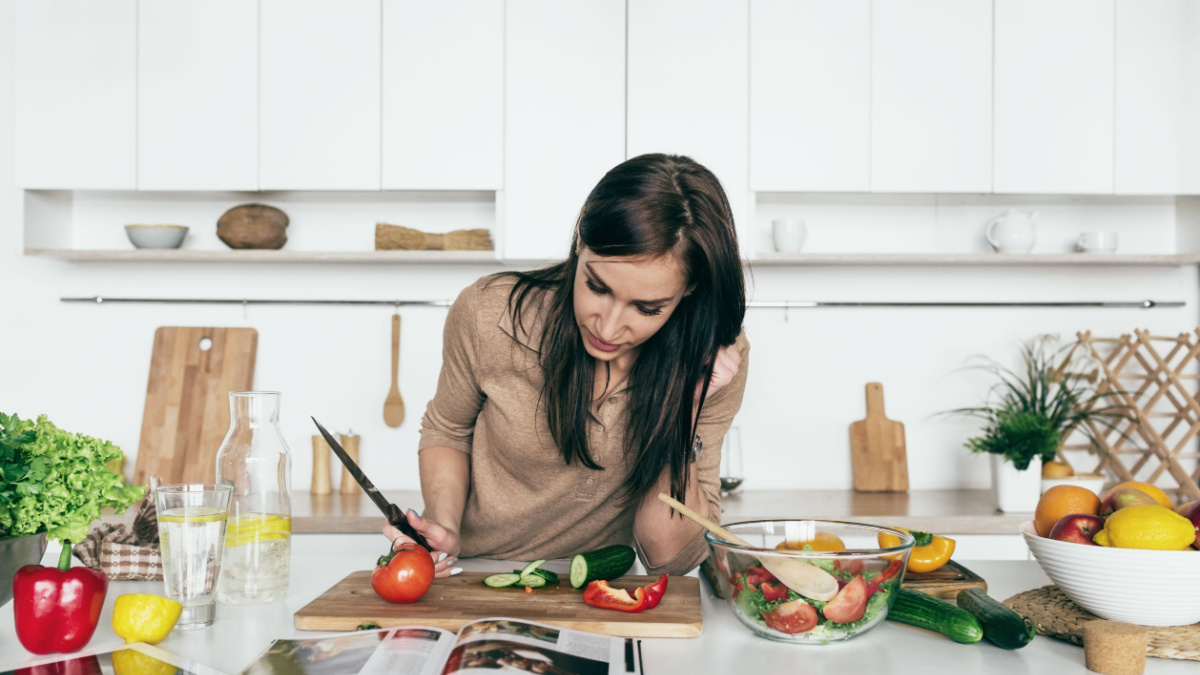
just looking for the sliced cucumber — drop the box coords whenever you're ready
[519,559,547,578]
[569,545,636,589]
[518,574,547,589]
[482,573,522,588]
[513,568,560,585]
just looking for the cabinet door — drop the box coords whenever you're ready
[138,0,258,191]
[871,0,992,193]
[1115,0,1200,195]
[994,0,1115,194]
[750,0,870,192]
[14,0,136,189]
[260,0,381,190]
[382,1,503,190]
[628,0,749,241]
[502,0,625,261]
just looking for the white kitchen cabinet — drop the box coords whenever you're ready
[502,0,626,262]
[138,0,258,191]
[1115,0,1200,195]
[871,0,992,193]
[260,0,381,190]
[382,1,503,191]
[994,0,1116,194]
[750,0,870,193]
[627,0,750,242]
[14,0,136,190]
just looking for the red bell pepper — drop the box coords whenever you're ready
[13,654,103,675]
[13,541,108,655]
[583,574,669,613]
[866,559,903,597]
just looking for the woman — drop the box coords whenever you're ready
[386,153,749,577]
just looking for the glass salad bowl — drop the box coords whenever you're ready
[705,520,914,644]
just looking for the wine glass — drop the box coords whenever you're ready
[719,426,744,494]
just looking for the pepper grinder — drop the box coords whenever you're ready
[339,433,361,494]
[310,435,332,495]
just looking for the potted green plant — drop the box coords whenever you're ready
[0,412,144,606]
[947,335,1128,512]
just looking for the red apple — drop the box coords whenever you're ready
[1098,488,1158,518]
[1183,501,1200,549]
[1048,513,1104,545]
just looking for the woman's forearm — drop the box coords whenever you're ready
[633,462,708,567]
[418,445,471,536]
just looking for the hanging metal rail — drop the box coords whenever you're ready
[60,296,1185,309]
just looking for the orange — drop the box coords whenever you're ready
[1035,485,1102,537]
[1104,481,1173,510]
[776,531,846,552]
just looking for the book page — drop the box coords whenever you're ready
[241,627,457,675]
[442,618,638,675]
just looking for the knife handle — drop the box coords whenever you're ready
[387,504,433,551]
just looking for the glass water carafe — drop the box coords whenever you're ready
[214,391,292,606]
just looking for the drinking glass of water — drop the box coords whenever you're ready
[719,427,744,494]
[155,483,233,629]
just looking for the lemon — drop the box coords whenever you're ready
[112,594,183,645]
[225,513,291,548]
[111,648,179,675]
[157,506,228,523]
[1100,505,1197,550]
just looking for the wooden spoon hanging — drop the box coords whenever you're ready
[383,314,405,427]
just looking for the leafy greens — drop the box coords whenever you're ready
[0,412,144,543]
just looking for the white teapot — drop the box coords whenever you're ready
[985,210,1038,254]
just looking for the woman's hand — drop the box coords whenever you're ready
[695,343,743,402]
[383,509,463,578]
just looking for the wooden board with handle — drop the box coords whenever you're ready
[294,571,702,638]
[701,558,985,600]
[132,327,257,485]
[849,382,909,492]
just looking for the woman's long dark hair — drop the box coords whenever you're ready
[502,153,746,506]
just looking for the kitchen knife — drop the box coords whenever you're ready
[311,417,432,551]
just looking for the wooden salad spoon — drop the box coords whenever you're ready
[383,314,405,427]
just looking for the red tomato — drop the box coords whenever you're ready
[823,576,868,624]
[371,544,434,604]
[760,599,818,634]
[760,580,789,602]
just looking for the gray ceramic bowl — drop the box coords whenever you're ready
[125,224,188,249]
[0,532,48,606]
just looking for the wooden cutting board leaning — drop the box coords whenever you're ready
[295,572,702,638]
[849,382,910,492]
[132,327,258,485]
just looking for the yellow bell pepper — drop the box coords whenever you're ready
[877,527,955,574]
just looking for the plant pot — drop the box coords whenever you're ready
[991,454,1043,513]
[0,532,48,607]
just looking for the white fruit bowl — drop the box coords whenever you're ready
[1021,520,1200,626]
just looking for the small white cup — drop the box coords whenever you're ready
[1076,231,1118,253]
[772,219,807,253]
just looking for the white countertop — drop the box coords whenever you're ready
[0,538,1193,675]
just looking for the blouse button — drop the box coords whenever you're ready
[586,478,594,485]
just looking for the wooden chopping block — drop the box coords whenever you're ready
[132,327,258,485]
[849,382,909,492]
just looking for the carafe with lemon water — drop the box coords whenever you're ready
[215,391,292,606]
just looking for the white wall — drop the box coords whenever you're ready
[2,3,1197,495]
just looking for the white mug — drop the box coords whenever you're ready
[1076,231,1117,253]
[772,219,807,253]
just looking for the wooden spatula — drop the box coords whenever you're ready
[657,493,839,601]
[383,314,405,427]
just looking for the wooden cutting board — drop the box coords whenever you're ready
[132,327,258,485]
[294,572,702,638]
[701,558,985,600]
[849,382,909,492]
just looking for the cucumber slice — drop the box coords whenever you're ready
[519,559,547,578]
[569,545,636,589]
[482,573,522,588]
[513,568,560,584]
[518,574,547,588]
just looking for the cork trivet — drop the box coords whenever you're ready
[1004,585,1200,661]
[1084,621,1146,675]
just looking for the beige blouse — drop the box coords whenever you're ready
[418,275,750,576]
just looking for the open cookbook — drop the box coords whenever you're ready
[241,617,643,675]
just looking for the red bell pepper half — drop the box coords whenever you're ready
[13,541,109,655]
[583,574,669,613]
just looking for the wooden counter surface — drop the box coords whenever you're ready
[292,489,1028,535]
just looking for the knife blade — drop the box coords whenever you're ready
[311,417,432,551]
